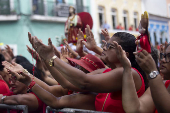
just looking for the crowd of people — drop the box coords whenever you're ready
[0,12,170,113]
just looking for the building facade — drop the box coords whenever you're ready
[0,0,91,61]
[167,0,170,40]
[91,0,142,44]
[142,0,170,46]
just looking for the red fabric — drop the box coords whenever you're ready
[154,80,170,113]
[95,68,145,113]
[0,79,10,113]
[0,79,10,94]
[78,12,93,33]
[67,54,105,72]
[116,26,124,30]
[128,27,133,31]
[137,34,151,53]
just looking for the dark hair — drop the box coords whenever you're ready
[151,46,159,71]
[19,62,42,80]
[0,54,5,71]
[14,55,30,64]
[112,32,149,89]
[69,7,76,16]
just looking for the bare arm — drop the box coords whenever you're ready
[31,84,96,110]
[122,68,155,113]
[50,57,141,93]
[115,41,155,113]
[0,93,39,111]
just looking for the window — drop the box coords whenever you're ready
[32,0,44,15]
[76,0,83,13]
[98,6,105,27]
[134,12,138,30]
[0,0,10,15]
[56,0,65,4]
[111,8,117,29]
[123,10,128,30]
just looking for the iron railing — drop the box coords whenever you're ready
[32,1,89,17]
[46,106,111,113]
[0,104,28,113]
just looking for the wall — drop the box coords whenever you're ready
[0,0,91,61]
[142,0,167,17]
[92,0,142,43]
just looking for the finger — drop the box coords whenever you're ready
[82,41,87,46]
[64,40,68,45]
[48,38,53,46]
[105,29,109,34]
[141,49,148,56]
[135,55,143,64]
[102,40,106,43]
[61,47,64,54]
[7,69,20,80]
[87,25,91,37]
[90,31,94,39]
[137,51,145,58]
[80,30,84,38]
[11,61,17,66]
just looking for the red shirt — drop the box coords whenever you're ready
[95,68,145,113]
[0,79,10,94]
[0,79,10,113]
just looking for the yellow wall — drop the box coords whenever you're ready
[95,0,142,31]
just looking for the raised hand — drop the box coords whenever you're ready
[60,47,69,63]
[76,29,84,53]
[2,61,25,74]
[64,39,78,58]
[8,67,32,86]
[5,45,14,59]
[1,50,12,62]
[82,25,97,51]
[113,41,131,69]
[28,32,55,61]
[27,45,41,61]
[101,29,110,41]
[134,49,157,75]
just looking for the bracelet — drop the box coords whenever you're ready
[28,81,36,90]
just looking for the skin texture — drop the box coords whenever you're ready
[122,43,170,113]
[0,79,39,112]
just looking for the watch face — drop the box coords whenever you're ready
[149,71,158,79]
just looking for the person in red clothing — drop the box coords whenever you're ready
[121,41,170,113]
[15,26,150,112]
[128,25,134,31]
[0,54,12,87]
[116,23,124,30]
[0,62,44,113]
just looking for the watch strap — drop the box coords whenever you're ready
[49,55,57,66]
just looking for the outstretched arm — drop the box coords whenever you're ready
[135,49,170,113]
[0,93,39,111]
[114,42,155,113]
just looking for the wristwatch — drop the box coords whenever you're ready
[49,56,57,67]
[1,96,7,104]
[148,71,159,80]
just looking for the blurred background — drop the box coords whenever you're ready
[0,0,170,61]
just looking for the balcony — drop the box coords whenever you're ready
[0,0,20,21]
[31,0,89,23]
